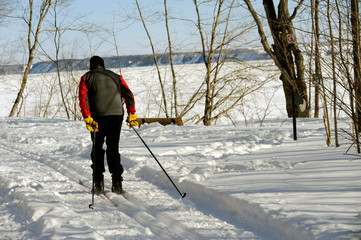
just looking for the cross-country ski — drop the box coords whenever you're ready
[78,179,116,207]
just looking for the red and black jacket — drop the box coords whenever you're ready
[79,66,136,118]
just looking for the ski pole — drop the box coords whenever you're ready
[128,122,186,198]
[89,129,96,209]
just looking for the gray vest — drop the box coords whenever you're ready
[84,67,124,117]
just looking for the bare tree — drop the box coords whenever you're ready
[57,42,86,120]
[193,0,225,125]
[350,0,361,152]
[164,0,179,117]
[311,0,331,146]
[47,0,70,118]
[135,0,169,118]
[334,0,360,152]
[326,0,339,147]
[303,0,360,151]
[312,0,320,118]
[192,0,264,125]
[244,0,309,118]
[38,0,89,119]
[351,0,361,128]
[9,0,52,117]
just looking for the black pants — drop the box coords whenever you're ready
[91,115,124,182]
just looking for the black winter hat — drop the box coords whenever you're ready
[90,56,105,70]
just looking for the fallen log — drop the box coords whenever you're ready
[136,117,183,127]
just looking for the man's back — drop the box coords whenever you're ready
[83,67,124,117]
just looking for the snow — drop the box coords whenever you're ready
[0,63,361,239]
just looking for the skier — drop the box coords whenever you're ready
[78,56,138,195]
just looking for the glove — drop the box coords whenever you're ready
[84,116,98,132]
[127,113,139,128]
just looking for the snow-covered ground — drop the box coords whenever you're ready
[0,63,360,239]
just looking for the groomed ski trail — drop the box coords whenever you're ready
[0,135,201,239]
[0,118,311,239]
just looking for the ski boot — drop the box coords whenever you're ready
[93,180,104,195]
[111,176,123,194]
[93,174,104,195]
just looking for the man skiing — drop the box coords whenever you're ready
[79,56,138,195]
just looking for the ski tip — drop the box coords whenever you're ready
[181,192,186,198]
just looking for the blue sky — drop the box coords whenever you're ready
[1,0,265,63]
[62,0,207,58]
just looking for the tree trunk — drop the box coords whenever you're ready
[9,0,52,117]
[327,0,339,147]
[135,0,169,118]
[164,0,179,118]
[313,0,320,118]
[53,2,70,119]
[351,0,361,126]
[351,0,361,152]
[9,62,32,117]
[193,0,224,126]
[263,0,309,118]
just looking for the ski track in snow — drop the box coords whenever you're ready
[1,117,361,239]
[0,130,193,239]
[0,117,317,240]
